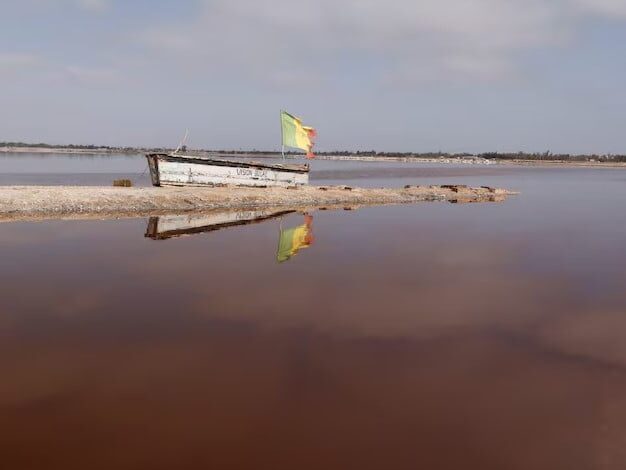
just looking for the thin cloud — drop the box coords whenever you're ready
[0,53,42,72]
[135,0,618,84]
[137,30,195,52]
[65,65,121,85]
[575,0,626,17]
[75,0,109,13]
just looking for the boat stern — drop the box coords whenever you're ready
[145,153,164,187]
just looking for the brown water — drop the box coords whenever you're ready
[2,155,626,469]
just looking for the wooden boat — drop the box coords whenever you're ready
[145,153,309,188]
[145,209,295,240]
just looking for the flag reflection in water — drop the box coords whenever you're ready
[276,214,315,263]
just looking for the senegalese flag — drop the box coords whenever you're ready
[281,111,317,158]
[276,215,314,263]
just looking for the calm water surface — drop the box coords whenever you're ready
[2,154,626,469]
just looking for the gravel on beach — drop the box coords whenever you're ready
[0,184,514,222]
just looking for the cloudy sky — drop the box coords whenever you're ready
[2,0,626,152]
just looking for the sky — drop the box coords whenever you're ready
[2,0,626,153]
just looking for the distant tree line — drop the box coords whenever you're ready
[2,142,626,162]
[478,151,626,163]
[210,150,470,158]
[0,142,168,154]
[1,141,122,150]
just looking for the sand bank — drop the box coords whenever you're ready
[0,184,514,222]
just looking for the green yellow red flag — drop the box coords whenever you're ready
[281,111,317,158]
[276,215,314,263]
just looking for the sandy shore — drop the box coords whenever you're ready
[0,184,513,222]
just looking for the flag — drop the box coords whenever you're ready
[281,111,317,158]
[276,215,314,263]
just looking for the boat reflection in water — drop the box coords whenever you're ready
[145,209,315,263]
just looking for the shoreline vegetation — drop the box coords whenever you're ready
[2,142,626,167]
[0,185,513,222]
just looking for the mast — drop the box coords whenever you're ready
[280,110,285,160]
[173,129,189,155]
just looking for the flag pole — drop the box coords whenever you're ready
[280,110,285,160]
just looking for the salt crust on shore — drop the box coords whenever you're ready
[0,184,514,222]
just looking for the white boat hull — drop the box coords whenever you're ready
[146,154,309,188]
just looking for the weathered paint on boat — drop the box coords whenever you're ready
[145,208,295,240]
[146,154,309,188]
